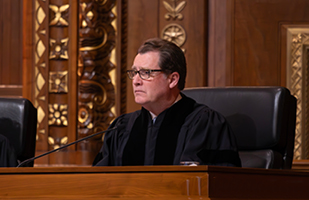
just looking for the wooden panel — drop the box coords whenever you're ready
[207,168,309,199]
[233,0,309,86]
[0,0,23,95]
[68,0,78,163]
[292,159,309,170]
[126,0,160,113]
[0,166,309,199]
[0,86,22,97]
[208,0,234,86]
[22,0,35,100]
[208,0,309,87]
[0,166,208,199]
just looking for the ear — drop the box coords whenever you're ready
[168,72,180,89]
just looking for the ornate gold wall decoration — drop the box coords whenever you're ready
[48,136,68,150]
[162,0,187,49]
[80,3,93,28]
[44,0,72,164]
[96,0,108,5]
[30,0,121,165]
[49,71,68,93]
[34,0,49,149]
[49,4,69,26]
[78,0,116,152]
[48,103,68,126]
[78,106,90,124]
[286,28,309,159]
[163,0,186,20]
[31,0,121,165]
[49,38,69,59]
[161,23,186,47]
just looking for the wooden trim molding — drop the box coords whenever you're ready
[281,25,309,160]
[0,85,23,97]
[292,159,309,170]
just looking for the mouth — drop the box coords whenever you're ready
[134,90,145,94]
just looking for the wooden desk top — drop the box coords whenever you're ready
[1,164,309,174]
[0,166,308,199]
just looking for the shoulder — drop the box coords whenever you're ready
[111,110,141,124]
[107,110,142,133]
[185,99,228,126]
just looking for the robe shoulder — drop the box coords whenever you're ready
[177,103,241,167]
[93,97,241,167]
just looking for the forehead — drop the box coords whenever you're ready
[132,51,160,69]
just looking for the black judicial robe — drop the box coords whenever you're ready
[0,134,18,167]
[93,94,241,167]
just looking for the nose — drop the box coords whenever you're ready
[132,73,142,86]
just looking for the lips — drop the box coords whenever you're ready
[134,90,145,94]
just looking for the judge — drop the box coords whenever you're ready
[93,38,241,167]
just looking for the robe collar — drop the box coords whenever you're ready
[122,94,195,165]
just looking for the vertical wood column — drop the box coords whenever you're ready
[23,0,119,166]
[28,0,79,165]
[78,0,116,164]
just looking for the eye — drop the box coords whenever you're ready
[140,69,150,75]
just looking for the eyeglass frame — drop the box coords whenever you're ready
[126,69,164,80]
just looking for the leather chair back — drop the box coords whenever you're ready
[0,98,37,167]
[182,86,297,169]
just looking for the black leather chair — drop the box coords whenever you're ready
[0,98,37,167]
[182,86,297,169]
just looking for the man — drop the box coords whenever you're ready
[93,38,241,167]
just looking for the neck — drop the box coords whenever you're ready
[146,93,182,116]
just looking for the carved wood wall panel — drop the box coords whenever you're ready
[78,0,116,161]
[283,27,309,160]
[22,0,121,166]
[31,0,77,165]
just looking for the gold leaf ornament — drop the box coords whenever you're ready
[163,0,186,20]
[175,1,186,13]
[163,1,174,13]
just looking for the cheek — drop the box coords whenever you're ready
[150,81,169,95]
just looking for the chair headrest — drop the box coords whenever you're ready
[0,98,37,159]
[182,86,296,151]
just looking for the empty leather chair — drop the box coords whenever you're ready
[182,86,297,169]
[0,98,37,167]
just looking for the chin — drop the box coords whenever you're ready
[134,98,145,105]
[134,98,149,106]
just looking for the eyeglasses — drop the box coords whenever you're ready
[126,69,163,80]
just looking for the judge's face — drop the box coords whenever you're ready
[130,51,171,109]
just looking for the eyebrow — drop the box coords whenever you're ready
[130,66,147,70]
